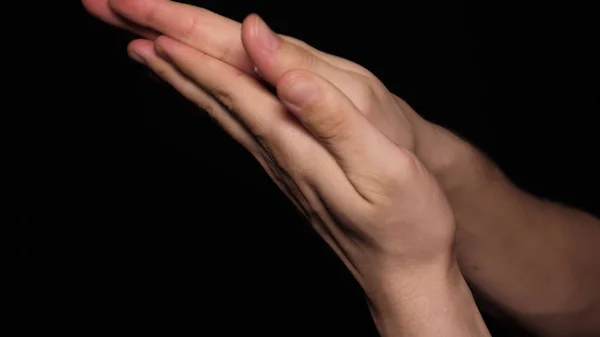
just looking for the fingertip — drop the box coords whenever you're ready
[241,13,280,66]
[242,13,260,25]
[153,34,169,48]
[241,13,260,52]
[277,70,321,112]
[82,0,158,39]
[81,0,100,15]
[127,39,154,60]
[241,13,260,40]
[153,35,178,57]
[82,0,118,23]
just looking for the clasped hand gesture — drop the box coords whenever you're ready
[82,3,600,336]
[84,0,471,324]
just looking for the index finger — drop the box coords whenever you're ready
[82,0,159,39]
[108,0,255,74]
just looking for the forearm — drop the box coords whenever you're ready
[416,121,600,336]
[368,262,490,337]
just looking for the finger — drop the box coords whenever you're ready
[127,39,320,224]
[241,14,380,115]
[277,69,404,201]
[81,0,158,39]
[147,36,371,220]
[126,39,259,153]
[241,14,352,86]
[108,0,255,74]
[280,35,376,79]
[101,1,369,78]
[151,35,366,210]
[152,35,291,144]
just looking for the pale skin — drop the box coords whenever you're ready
[83,0,600,336]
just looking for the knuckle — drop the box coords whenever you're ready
[181,13,201,43]
[151,64,173,84]
[388,148,423,185]
[282,35,309,48]
[258,127,306,180]
[353,79,381,115]
[258,137,295,178]
[249,123,278,156]
[198,100,218,119]
[303,100,350,143]
[364,78,385,102]
[153,66,168,79]
[210,85,237,113]
[145,0,162,25]
[253,131,271,150]
[353,66,378,80]
[319,115,350,142]
[295,50,316,70]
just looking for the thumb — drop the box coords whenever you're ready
[277,70,402,199]
[241,14,344,86]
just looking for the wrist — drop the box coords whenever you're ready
[368,259,490,336]
[413,119,498,193]
[367,257,462,311]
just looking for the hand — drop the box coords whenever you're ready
[125,19,492,336]
[112,16,457,290]
[84,4,494,335]
[83,0,458,284]
[82,0,443,158]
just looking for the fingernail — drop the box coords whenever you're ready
[254,15,278,52]
[282,77,319,110]
[128,50,145,64]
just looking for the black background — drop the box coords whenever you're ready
[6,0,597,335]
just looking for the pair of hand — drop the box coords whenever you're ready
[83,0,458,295]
